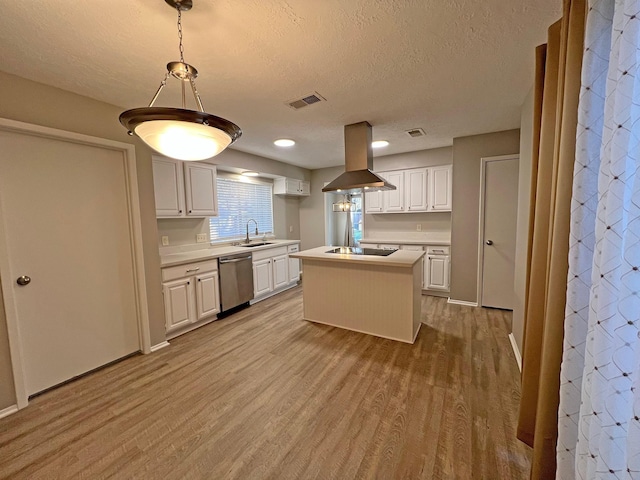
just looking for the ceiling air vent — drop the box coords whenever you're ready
[286,92,326,110]
[405,128,426,138]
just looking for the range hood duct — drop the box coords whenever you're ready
[322,122,396,193]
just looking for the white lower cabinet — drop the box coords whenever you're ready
[162,259,220,336]
[251,243,300,303]
[253,258,273,297]
[288,244,300,283]
[424,246,450,291]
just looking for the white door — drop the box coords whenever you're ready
[272,255,289,290]
[163,278,195,332]
[195,271,220,320]
[480,157,519,309]
[0,130,140,396]
[184,163,218,216]
[253,259,273,297]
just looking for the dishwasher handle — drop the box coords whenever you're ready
[219,255,252,264]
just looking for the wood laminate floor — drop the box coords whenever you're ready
[0,286,530,479]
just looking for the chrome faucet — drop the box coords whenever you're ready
[245,219,258,244]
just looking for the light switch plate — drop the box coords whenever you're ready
[416,224,422,232]
[161,236,169,246]
[196,233,207,243]
[289,225,294,233]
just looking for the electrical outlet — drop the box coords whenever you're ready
[289,225,294,233]
[416,224,422,232]
[161,236,169,246]
[196,233,207,243]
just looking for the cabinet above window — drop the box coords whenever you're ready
[152,157,218,218]
[273,177,310,196]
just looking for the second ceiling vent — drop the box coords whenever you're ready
[286,92,326,110]
[405,128,426,138]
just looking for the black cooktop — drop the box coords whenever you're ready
[325,247,397,256]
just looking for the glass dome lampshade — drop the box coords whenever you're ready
[120,0,241,161]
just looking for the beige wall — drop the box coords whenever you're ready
[0,71,166,409]
[299,166,344,250]
[512,88,535,355]
[449,129,521,303]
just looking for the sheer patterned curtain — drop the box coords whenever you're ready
[557,0,640,478]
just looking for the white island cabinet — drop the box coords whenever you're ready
[290,247,424,343]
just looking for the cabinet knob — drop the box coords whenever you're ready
[485,240,493,246]
[188,210,192,213]
[179,210,182,213]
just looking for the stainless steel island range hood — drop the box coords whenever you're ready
[322,122,397,194]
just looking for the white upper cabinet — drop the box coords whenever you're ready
[184,162,218,216]
[383,171,405,212]
[274,177,310,196]
[152,156,218,218]
[365,165,452,214]
[153,157,186,217]
[429,165,453,211]
[364,189,384,213]
[405,168,429,212]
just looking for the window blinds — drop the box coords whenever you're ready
[209,176,274,241]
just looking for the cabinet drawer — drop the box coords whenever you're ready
[401,245,424,251]
[425,246,450,255]
[252,246,287,261]
[287,244,300,253]
[162,259,219,282]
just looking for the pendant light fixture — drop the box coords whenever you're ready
[120,0,241,161]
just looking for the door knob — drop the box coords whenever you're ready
[485,240,493,246]
[16,275,31,286]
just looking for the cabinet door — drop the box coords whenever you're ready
[163,278,195,332]
[429,165,453,211]
[195,271,220,320]
[405,168,428,212]
[426,255,450,290]
[272,254,289,290]
[365,190,383,213]
[299,181,310,196]
[153,157,185,217]
[285,178,300,195]
[288,245,300,283]
[253,258,273,297]
[184,163,218,216]
[383,171,405,212]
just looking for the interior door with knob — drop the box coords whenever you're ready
[480,156,519,309]
[0,127,140,397]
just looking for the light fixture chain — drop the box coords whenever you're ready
[177,7,185,63]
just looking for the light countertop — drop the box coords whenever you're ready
[290,246,424,267]
[160,239,301,267]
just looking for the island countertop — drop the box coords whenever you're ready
[289,246,424,267]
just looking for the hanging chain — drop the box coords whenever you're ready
[177,7,185,63]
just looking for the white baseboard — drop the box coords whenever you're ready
[447,298,478,307]
[0,404,19,419]
[150,341,170,353]
[508,333,522,372]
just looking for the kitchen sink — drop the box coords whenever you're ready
[239,242,273,247]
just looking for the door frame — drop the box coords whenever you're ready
[0,118,151,409]
[476,154,519,307]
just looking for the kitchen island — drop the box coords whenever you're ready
[289,246,424,343]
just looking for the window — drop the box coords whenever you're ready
[209,175,273,241]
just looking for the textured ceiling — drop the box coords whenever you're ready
[0,0,561,169]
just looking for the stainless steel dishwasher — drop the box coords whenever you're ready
[218,253,254,312]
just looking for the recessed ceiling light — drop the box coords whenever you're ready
[372,140,389,149]
[241,171,260,177]
[274,139,295,147]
